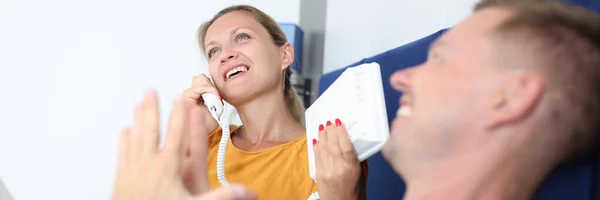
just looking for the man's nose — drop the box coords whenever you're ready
[390,67,416,92]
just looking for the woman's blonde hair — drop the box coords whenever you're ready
[197,5,305,126]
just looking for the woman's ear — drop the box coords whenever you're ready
[281,42,295,70]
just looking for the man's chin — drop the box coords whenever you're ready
[381,139,411,177]
[382,142,399,167]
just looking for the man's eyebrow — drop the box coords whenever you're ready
[205,28,244,48]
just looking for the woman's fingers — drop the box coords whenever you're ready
[324,121,342,157]
[313,119,362,200]
[185,74,220,104]
[332,119,357,163]
[182,74,220,144]
[191,74,212,86]
[314,119,358,178]
[184,86,219,102]
[140,90,161,158]
[314,124,325,176]
[318,119,356,160]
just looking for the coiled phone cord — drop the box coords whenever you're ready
[214,104,231,187]
[211,104,320,199]
[216,121,230,186]
[308,191,320,200]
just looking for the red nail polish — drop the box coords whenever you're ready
[312,139,317,145]
[335,118,342,126]
[326,121,332,126]
[319,124,324,131]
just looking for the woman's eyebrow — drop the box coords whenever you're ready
[206,27,249,47]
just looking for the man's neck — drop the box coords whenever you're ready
[234,89,305,144]
[403,144,557,200]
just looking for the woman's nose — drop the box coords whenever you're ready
[219,50,239,64]
[390,67,416,92]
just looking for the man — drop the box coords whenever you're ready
[383,0,600,199]
[111,0,600,199]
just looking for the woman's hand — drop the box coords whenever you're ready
[181,74,220,194]
[313,118,363,200]
[112,89,256,200]
[182,74,220,134]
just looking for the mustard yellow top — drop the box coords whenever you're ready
[207,125,317,200]
[207,125,368,200]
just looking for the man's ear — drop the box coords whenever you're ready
[281,42,295,70]
[485,72,545,129]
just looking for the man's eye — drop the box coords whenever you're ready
[428,51,441,60]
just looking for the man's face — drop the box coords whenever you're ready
[382,8,513,179]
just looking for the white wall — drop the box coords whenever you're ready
[323,0,480,73]
[0,0,299,199]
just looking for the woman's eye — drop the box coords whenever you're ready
[208,49,221,58]
[235,33,250,42]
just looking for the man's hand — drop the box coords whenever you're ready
[112,89,256,200]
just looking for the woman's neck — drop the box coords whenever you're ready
[234,89,305,144]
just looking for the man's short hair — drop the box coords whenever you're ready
[475,0,600,162]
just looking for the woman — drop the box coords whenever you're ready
[182,5,368,200]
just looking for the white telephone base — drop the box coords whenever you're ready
[305,62,390,181]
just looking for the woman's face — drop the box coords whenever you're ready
[203,11,292,105]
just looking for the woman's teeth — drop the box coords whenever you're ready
[226,66,248,79]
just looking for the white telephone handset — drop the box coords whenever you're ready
[201,92,232,187]
[305,62,390,199]
[202,93,224,122]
